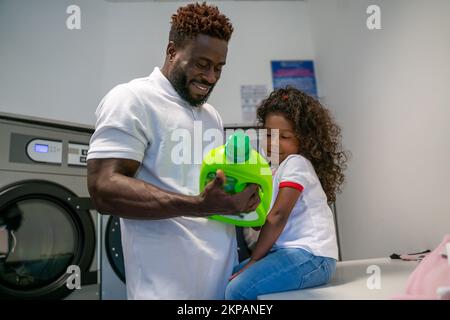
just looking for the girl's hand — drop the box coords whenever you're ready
[228,259,257,281]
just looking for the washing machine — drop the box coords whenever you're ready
[0,112,99,299]
[100,215,126,299]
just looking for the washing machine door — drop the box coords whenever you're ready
[0,180,95,299]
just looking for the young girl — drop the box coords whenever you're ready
[225,86,347,300]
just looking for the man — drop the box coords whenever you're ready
[87,2,260,299]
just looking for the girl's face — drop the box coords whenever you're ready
[264,113,300,164]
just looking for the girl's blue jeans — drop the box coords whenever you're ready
[225,247,336,300]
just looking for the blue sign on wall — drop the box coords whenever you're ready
[271,60,318,98]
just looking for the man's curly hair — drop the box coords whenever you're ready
[169,2,233,48]
[257,86,348,203]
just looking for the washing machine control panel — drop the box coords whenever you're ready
[26,139,63,164]
[68,143,89,166]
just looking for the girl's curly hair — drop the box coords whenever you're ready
[169,2,233,48]
[257,86,348,203]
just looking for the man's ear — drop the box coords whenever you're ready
[166,41,177,62]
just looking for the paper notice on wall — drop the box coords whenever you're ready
[241,85,268,124]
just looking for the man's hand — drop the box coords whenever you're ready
[198,169,261,216]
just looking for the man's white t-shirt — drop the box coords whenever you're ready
[87,67,237,299]
[271,154,339,260]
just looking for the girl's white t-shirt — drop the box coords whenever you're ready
[271,154,339,260]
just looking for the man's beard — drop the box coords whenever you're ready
[170,64,215,107]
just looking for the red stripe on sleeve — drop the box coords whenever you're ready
[279,181,304,192]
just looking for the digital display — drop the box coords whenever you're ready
[34,144,49,153]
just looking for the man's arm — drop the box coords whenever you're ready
[87,158,260,219]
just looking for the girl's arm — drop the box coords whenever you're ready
[228,186,301,281]
[250,187,301,261]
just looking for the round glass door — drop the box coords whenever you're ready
[0,180,95,299]
[0,199,77,290]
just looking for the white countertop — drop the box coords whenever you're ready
[258,258,419,300]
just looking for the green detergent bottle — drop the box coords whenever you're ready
[199,131,273,227]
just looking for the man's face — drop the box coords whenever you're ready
[168,34,228,107]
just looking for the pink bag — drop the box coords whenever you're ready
[393,234,450,300]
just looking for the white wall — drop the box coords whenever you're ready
[0,0,107,125]
[309,0,450,260]
[0,0,314,126]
